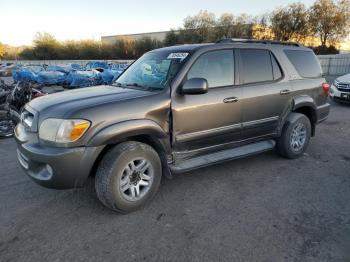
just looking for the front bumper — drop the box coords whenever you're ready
[15,123,104,189]
[330,84,350,103]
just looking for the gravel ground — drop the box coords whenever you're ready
[0,83,350,261]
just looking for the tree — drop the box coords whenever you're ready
[216,13,236,38]
[77,40,101,60]
[271,3,309,41]
[232,14,252,38]
[32,32,61,59]
[134,37,162,57]
[59,40,80,60]
[112,37,136,59]
[0,42,5,59]
[19,48,35,60]
[183,10,216,43]
[163,29,180,46]
[309,0,350,46]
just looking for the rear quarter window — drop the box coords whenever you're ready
[284,50,322,78]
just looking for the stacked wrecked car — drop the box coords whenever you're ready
[11,61,129,88]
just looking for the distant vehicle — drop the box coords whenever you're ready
[330,73,350,103]
[0,81,45,137]
[0,63,17,77]
[15,39,330,213]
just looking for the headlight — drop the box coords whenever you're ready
[333,79,339,87]
[39,119,90,144]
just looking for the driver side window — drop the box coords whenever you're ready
[187,50,234,88]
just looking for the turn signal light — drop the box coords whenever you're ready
[70,121,91,142]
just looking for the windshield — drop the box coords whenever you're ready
[114,51,190,90]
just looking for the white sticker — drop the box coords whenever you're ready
[167,53,189,60]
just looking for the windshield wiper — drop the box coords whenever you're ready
[111,82,125,87]
[126,83,162,91]
[112,82,162,91]
[126,83,145,88]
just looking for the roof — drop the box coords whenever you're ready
[151,43,213,53]
[151,41,309,54]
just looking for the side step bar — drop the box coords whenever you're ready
[170,139,276,174]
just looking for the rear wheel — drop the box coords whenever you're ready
[276,113,311,159]
[95,141,162,213]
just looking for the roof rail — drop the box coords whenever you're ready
[216,38,302,47]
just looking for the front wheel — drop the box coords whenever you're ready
[0,109,20,138]
[95,141,162,213]
[276,113,311,159]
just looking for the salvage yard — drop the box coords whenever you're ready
[0,87,350,261]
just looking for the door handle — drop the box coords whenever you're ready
[223,97,239,103]
[280,89,290,95]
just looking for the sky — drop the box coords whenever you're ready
[1,0,317,46]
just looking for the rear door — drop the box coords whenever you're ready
[238,48,292,139]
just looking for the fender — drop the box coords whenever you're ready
[292,95,317,111]
[278,95,317,136]
[87,119,169,150]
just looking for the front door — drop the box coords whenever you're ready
[171,49,242,153]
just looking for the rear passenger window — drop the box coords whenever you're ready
[284,50,322,78]
[240,49,274,84]
[187,50,234,88]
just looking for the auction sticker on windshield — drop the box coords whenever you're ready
[167,53,189,60]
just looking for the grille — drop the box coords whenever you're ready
[335,81,350,92]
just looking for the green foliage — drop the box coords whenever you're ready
[10,0,349,60]
[271,3,309,41]
[163,30,180,46]
[309,0,350,46]
[312,45,340,54]
[182,10,217,43]
[31,32,61,59]
[0,42,5,59]
[18,33,163,60]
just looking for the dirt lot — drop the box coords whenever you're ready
[0,84,350,261]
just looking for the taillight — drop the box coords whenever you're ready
[322,83,330,97]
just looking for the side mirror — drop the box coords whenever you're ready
[182,78,208,95]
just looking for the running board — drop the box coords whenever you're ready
[170,140,276,174]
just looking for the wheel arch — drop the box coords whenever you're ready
[87,120,172,179]
[291,96,317,136]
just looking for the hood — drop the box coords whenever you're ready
[29,85,153,114]
[336,73,350,83]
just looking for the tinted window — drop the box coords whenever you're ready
[240,49,273,84]
[284,50,322,78]
[188,50,234,88]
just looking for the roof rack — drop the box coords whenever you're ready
[216,38,302,47]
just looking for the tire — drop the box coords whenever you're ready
[276,113,311,159]
[0,109,20,138]
[95,141,162,213]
